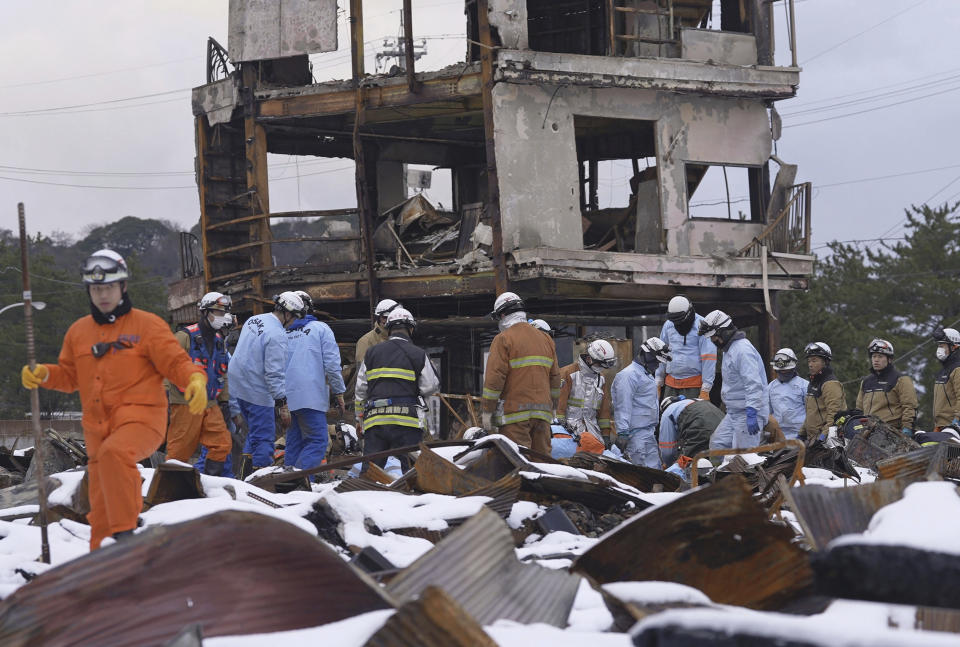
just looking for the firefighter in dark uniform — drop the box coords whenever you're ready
[355,307,440,472]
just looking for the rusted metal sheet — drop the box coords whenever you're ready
[363,586,497,647]
[386,507,581,627]
[916,606,960,633]
[846,422,920,469]
[875,444,942,482]
[228,0,337,62]
[782,478,909,552]
[457,437,534,482]
[573,475,813,610]
[462,470,522,519]
[0,510,393,646]
[144,462,205,506]
[414,444,492,496]
[258,71,483,120]
[562,453,687,492]
[519,471,651,514]
[335,478,410,495]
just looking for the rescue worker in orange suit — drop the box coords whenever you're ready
[481,292,561,455]
[164,291,235,476]
[554,339,617,454]
[21,250,206,550]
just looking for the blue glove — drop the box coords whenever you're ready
[952,419,960,429]
[745,407,760,435]
[902,428,913,437]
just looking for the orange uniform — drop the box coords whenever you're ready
[42,309,202,549]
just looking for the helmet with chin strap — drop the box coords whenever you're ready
[586,339,617,369]
[489,292,525,320]
[770,348,798,371]
[274,291,305,316]
[804,341,833,360]
[82,249,129,284]
[666,296,693,322]
[698,310,733,338]
[640,337,672,364]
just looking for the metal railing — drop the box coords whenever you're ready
[739,182,812,257]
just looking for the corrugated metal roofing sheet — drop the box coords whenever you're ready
[362,586,497,647]
[386,507,581,627]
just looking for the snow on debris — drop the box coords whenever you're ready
[602,580,713,607]
[487,620,632,647]
[204,609,396,647]
[830,481,960,555]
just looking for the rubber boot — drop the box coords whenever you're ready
[203,459,225,477]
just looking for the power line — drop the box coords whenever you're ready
[0,88,192,117]
[783,83,960,128]
[0,157,347,178]
[801,0,931,65]
[783,66,960,111]
[780,73,960,118]
[0,56,199,90]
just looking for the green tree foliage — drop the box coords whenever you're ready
[779,203,960,428]
[0,224,171,419]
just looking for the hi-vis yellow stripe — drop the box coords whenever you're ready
[501,409,553,424]
[365,414,421,429]
[367,367,416,381]
[509,355,553,369]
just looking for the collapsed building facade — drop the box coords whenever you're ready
[174,0,811,405]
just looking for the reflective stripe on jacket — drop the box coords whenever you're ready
[655,314,717,390]
[482,322,560,424]
[855,364,918,430]
[356,335,439,429]
[167,324,229,406]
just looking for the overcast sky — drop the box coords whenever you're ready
[1,0,958,255]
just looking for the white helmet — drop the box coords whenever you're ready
[804,341,833,360]
[666,296,693,322]
[490,291,525,319]
[660,395,685,415]
[274,291,305,315]
[198,291,232,311]
[294,290,313,313]
[640,337,672,363]
[386,307,416,330]
[770,348,798,371]
[934,327,960,346]
[530,319,551,333]
[698,310,732,337]
[81,249,129,284]
[375,299,400,317]
[586,339,617,369]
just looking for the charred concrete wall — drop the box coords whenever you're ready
[491,80,772,256]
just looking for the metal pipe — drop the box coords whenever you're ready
[18,203,51,564]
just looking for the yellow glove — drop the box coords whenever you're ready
[184,373,209,415]
[21,364,49,390]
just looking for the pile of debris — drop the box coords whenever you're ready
[0,423,958,645]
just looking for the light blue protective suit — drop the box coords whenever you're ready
[711,332,770,450]
[768,373,808,440]
[611,360,660,468]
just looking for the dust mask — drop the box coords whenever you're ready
[210,313,231,330]
[937,347,950,361]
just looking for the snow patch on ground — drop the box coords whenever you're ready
[603,580,713,606]
[204,609,395,647]
[516,530,598,561]
[830,481,960,555]
[488,620,632,646]
[139,498,318,536]
[567,579,614,632]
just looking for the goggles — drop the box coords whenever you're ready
[91,339,133,358]
[82,256,127,283]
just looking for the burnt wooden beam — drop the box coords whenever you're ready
[402,0,420,94]
[242,64,272,313]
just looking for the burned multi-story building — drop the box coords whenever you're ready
[176,0,810,403]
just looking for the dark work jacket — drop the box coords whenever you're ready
[360,337,427,430]
[855,364,917,430]
[934,353,960,427]
[801,366,846,438]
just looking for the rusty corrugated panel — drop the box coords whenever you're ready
[562,453,687,492]
[362,586,496,647]
[335,478,410,495]
[573,475,813,610]
[846,423,920,469]
[782,478,909,551]
[414,444,492,496]
[144,462,205,506]
[519,471,652,514]
[875,445,941,482]
[0,510,393,646]
[916,606,960,633]
[462,470,522,519]
[386,507,581,627]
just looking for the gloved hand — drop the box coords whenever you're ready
[698,390,711,401]
[275,398,291,427]
[902,427,913,437]
[604,435,613,450]
[953,419,960,430]
[21,364,49,390]
[745,406,760,435]
[184,373,208,415]
[481,411,494,433]
[335,394,346,415]
[615,433,630,453]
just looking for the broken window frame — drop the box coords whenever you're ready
[684,161,769,224]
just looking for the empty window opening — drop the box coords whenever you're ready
[575,116,662,254]
[528,0,607,56]
[685,163,767,222]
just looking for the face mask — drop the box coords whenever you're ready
[210,314,230,330]
[937,347,950,361]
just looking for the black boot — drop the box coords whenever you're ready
[203,459,225,477]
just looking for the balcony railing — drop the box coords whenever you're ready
[738,182,811,257]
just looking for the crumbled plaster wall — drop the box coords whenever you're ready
[491,81,772,256]
[489,0,528,50]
